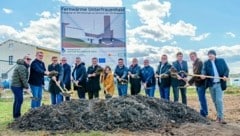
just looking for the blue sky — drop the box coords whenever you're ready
[0,0,240,73]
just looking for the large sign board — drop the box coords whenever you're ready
[61,6,126,68]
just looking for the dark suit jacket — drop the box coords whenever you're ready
[171,60,188,87]
[86,65,101,92]
[62,63,71,90]
[156,62,171,88]
[48,63,64,94]
[201,58,229,90]
[72,63,87,88]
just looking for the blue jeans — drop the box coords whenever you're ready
[172,86,187,105]
[209,83,224,119]
[117,84,128,96]
[11,86,23,118]
[145,86,155,97]
[159,87,170,100]
[196,86,208,117]
[51,93,63,105]
[30,85,43,108]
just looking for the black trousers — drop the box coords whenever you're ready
[88,91,99,99]
[130,78,141,95]
[77,87,86,99]
[65,84,71,101]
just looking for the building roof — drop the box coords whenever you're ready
[0,39,60,53]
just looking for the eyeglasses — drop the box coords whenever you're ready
[52,60,58,62]
[25,58,32,61]
[61,60,66,61]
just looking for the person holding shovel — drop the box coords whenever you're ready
[48,56,64,104]
[201,49,229,124]
[188,52,208,117]
[28,51,49,108]
[101,66,115,98]
[171,52,188,105]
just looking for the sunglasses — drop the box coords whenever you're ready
[25,58,31,61]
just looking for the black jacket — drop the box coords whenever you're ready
[86,65,101,92]
[156,62,171,88]
[28,59,46,86]
[62,63,71,90]
[48,63,64,94]
[202,58,229,90]
[128,64,141,82]
[72,63,87,88]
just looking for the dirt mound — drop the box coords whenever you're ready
[9,95,209,131]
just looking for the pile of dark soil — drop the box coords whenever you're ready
[9,95,209,131]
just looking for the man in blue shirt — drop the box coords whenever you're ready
[114,58,128,96]
[201,50,229,124]
[141,59,155,97]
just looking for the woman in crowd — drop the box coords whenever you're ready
[101,66,115,98]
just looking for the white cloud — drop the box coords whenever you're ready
[2,8,13,14]
[226,32,236,38]
[0,11,60,49]
[39,11,51,18]
[59,0,122,6]
[191,33,210,41]
[129,0,197,42]
[127,36,240,74]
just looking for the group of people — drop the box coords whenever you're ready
[11,49,229,124]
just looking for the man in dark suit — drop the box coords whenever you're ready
[171,52,188,104]
[86,57,102,99]
[48,56,64,105]
[61,57,71,101]
[156,54,171,100]
[201,49,229,123]
[72,57,87,99]
[128,58,141,95]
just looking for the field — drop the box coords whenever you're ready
[0,87,240,136]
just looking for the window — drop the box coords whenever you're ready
[9,56,13,65]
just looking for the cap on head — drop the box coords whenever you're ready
[208,49,216,56]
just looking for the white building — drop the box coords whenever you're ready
[0,39,60,80]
